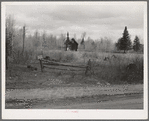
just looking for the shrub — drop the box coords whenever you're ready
[11,49,35,64]
[121,56,143,84]
[87,53,143,84]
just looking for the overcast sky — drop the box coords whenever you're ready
[5,2,145,42]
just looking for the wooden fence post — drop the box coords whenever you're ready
[38,55,44,72]
[85,59,91,75]
[39,59,43,72]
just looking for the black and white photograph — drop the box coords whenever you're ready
[2,1,148,119]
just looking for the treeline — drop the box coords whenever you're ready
[115,26,143,53]
[6,15,143,57]
[78,37,115,52]
[6,15,116,54]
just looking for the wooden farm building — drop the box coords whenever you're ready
[64,32,78,51]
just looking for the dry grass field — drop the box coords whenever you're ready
[6,50,143,90]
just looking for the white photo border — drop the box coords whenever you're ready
[1,1,148,119]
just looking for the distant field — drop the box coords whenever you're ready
[41,49,143,62]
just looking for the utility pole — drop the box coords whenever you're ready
[22,25,25,55]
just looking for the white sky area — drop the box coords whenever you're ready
[5,2,145,43]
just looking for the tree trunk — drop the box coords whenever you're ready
[22,26,25,55]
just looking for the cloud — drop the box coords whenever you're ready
[5,3,145,41]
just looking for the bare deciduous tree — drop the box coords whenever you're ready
[6,15,15,69]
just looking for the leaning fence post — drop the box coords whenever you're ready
[38,55,43,72]
[39,59,43,72]
[85,59,91,75]
[85,66,88,75]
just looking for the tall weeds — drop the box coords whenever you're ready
[9,49,143,84]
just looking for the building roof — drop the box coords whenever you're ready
[64,38,78,45]
[71,38,78,45]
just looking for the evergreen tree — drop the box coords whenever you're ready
[133,36,140,52]
[116,26,132,53]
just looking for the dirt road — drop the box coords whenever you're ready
[5,84,143,109]
[31,93,143,109]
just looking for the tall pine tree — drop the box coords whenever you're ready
[133,36,140,52]
[116,26,132,53]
